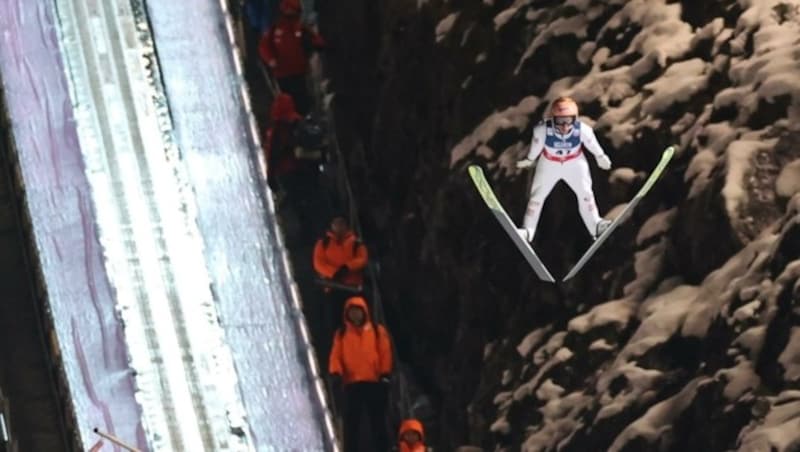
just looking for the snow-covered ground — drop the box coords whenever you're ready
[0,0,146,447]
[0,0,335,450]
[481,204,800,450]
[53,0,251,447]
[145,0,336,448]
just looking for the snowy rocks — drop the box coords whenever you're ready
[776,159,800,198]
[567,298,637,337]
[777,328,800,382]
[435,13,459,43]
[771,214,800,278]
[317,0,800,449]
[474,209,799,450]
[673,163,743,283]
[738,390,800,451]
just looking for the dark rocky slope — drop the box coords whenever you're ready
[316,0,800,449]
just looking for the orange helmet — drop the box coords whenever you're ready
[550,96,579,117]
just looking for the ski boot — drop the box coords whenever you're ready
[517,228,535,243]
[595,219,612,240]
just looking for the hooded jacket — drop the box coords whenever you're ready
[329,297,393,384]
[313,230,368,287]
[263,93,303,180]
[398,419,426,452]
[258,0,324,78]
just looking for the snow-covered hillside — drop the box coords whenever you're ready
[318,0,800,449]
[480,206,799,451]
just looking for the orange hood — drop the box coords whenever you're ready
[343,296,371,326]
[326,229,355,242]
[328,295,392,383]
[398,418,426,451]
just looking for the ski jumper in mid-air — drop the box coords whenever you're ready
[516,97,613,242]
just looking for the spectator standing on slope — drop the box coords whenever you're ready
[313,215,368,349]
[396,419,427,452]
[329,296,392,452]
[258,0,324,114]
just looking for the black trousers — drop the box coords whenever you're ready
[343,382,389,452]
[277,74,312,115]
[275,164,331,242]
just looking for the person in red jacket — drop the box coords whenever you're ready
[313,215,368,352]
[329,296,392,452]
[259,0,324,114]
[264,92,325,242]
[263,92,302,191]
[397,419,426,452]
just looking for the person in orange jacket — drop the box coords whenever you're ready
[313,214,368,351]
[258,0,324,114]
[397,419,426,452]
[329,296,392,452]
[313,215,368,288]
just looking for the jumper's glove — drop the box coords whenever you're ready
[596,154,612,170]
[516,158,535,169]
[333,265,349,281]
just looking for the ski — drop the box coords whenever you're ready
[562,146,675,281]
[314,278,363,293]
[468,165,556,283]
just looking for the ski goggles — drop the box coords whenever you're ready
[553,116,575,126]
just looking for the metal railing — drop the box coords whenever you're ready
[91,429,141,452]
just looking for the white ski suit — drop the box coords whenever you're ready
[522,120,609,237]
